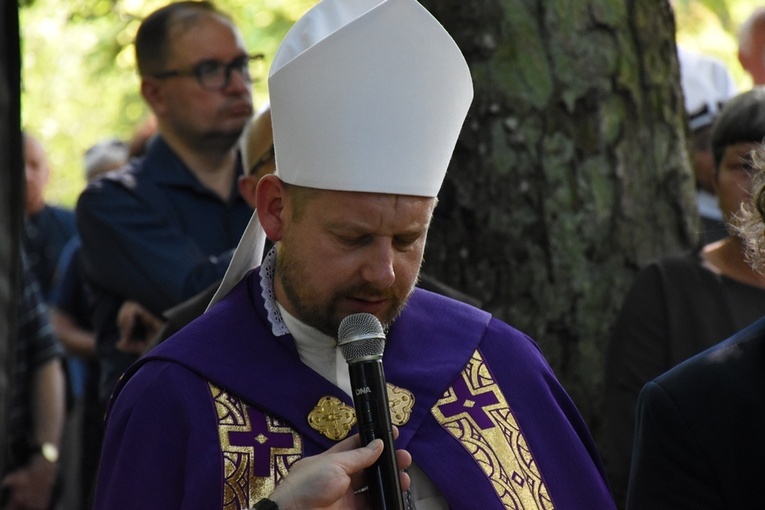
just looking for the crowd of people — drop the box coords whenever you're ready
[7,1,765,509]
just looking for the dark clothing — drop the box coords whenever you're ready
[49,237,102,502]
[50,238,90,330]
[24,204,76,300]
[628,316,765,509]
[76,136,252,404]
[418,272,482,308]
[147,280,221,351]
[6,255,63,472]
[602,249,765,507]
[699,215,728,245]
[50,237,95,397]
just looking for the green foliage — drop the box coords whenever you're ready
[19,0,314,207]
[674,0,763,89]
[18,0,762,207]
[675,0,734,31]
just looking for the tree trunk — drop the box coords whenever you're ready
[421,0,696,445]
[0,0,23,478]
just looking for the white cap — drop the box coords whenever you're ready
[268,0,473,197]
[677,47,738,131]
[207,0,472,310]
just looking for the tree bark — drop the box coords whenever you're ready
[421,0,696,445]
[0,0,23,478]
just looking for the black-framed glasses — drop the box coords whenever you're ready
[152,53,265,91]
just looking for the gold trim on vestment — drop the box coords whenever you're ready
[387,383,415,426]
[307,396,357,441]
[210,381,415,509]
[211,383,303,510]
[308,384,415,441]
[431,351,554,509]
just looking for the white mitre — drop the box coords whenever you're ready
[207,0,473,309]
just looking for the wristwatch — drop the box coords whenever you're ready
[33,442,59,463]
[253,499,278,510]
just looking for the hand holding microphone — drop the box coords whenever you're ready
[338,313,406,510]
[265,430,411,510]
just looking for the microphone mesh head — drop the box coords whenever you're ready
[337,313,385,363]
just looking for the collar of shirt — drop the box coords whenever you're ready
[142,136,245,203]
[259,247,352,395]
[257,247,446,508]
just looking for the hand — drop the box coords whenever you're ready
[270,429,412,510]
[115,301,165,354]
[1,455,57,510]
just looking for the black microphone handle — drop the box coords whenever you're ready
[348,359,405,510]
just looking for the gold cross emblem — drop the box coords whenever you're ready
[308,384,415,441]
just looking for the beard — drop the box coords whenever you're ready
[275,242,416,338]
[170,113,247,155]
[191,126,245,154]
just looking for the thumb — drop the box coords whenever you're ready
[339,438,384,475]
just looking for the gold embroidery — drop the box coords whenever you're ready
[432,351,554,509]
[308,396,357,441]
[210,382,415,507]
[308,384,415,441]
[211,383,302,510]
[387,383,415,426]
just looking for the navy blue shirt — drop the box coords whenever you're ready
[50,236,96,399]
[50,237,90,329]
[24,204,77,301]
[76,136,252,403]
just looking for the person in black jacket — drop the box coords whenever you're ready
[626,142,765,509]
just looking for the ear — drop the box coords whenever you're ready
[256,174,288,242]
[140,77,168,116]
[238,174,258,209]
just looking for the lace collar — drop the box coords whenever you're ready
[259,247,290,337]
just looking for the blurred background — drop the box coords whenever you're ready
[17,0,758,205]
[14,0,760,206]
[19,0,313,206]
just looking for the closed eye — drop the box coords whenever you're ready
[393,234,423,251]
[337,234,373,247]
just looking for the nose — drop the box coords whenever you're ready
[361,240,396,289]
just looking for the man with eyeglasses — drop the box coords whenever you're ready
[76,1,256,413]
[92,0,617,508]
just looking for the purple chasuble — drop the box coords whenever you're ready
[95,269,616,509]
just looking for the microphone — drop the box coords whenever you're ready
[338,313,405,510]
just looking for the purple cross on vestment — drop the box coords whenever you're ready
[228,407,296,477]
[437,374,500,430]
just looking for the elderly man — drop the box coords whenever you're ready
[94,0,615,508]
[23,132,77,300]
